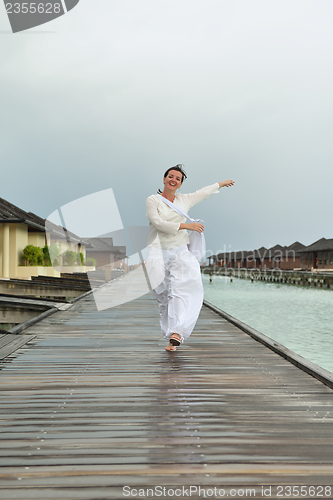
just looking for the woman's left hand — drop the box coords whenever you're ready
[219,180,235,188]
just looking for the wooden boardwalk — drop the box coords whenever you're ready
[1,270,333,499]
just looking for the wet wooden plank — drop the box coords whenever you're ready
[0,270,333,498]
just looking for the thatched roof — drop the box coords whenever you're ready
[298,238,333,253]
[214,241,306,261]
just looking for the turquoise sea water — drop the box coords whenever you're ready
[202,274,333,373]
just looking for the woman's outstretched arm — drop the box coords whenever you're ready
[179,181,235,232]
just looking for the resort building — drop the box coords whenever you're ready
[208,241,306,271]
[84,237,127,268]
[0,196,88,279]
[298,238,333,270]
[0,196,130,280]
[0,197,49,279]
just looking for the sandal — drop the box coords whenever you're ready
[169,334,181,346]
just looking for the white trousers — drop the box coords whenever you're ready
[146,245,203,343]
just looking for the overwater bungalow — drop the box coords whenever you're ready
[244,247,267,269]
[208,241,306,271]
[261,242,305,270]
[298,238,333,271]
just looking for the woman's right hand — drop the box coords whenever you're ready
[189,222,204,233]
[179,222,204,233]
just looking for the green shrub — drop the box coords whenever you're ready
[23,245,85,267]
[42,246,52,266]
[22,245,44,266]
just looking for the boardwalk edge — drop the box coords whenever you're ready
[203,299,333,391]
[8,307,59,334]
[8,289,95,335]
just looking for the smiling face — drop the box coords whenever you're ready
[163,169,183,192]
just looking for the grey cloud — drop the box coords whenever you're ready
[0,0,332,252]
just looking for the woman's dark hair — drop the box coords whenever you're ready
[157,164,187,194]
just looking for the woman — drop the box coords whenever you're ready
[146,165,234,352]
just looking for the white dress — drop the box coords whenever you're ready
[146,183,220,343]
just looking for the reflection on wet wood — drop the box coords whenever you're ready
[0,279,333,498]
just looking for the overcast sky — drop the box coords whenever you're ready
[1,0,332,256]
